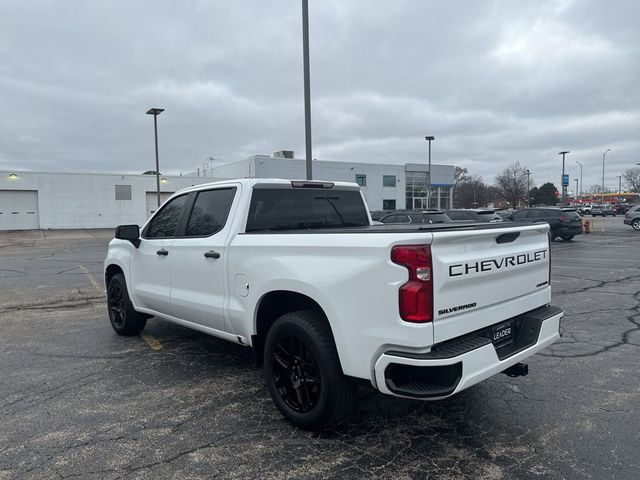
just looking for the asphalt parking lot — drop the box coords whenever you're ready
[1,219,639,479]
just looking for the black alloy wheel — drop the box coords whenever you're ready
[271,335,321,413]
[263,310,356,429]
[108,283,126,329]
[106,273,147,335]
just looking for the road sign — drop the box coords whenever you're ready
[562,174,569,187]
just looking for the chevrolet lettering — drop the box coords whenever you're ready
[449,250,547,277]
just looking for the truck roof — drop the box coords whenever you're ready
[174,178,360,195]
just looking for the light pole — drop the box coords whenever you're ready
[526,169,531,206]
[602,148,611,204]
[575,160,583,196]
[617,175,622,195]
[425,136,435,209]
[301,0,313,180]
[146,108,165,207]
[574,178,579,202]
[559,151,569,205]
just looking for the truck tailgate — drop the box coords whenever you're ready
[430,223,551,343]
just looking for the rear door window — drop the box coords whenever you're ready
[510,210,527,220]
[559,211,581,221]
[185,188,237,237]
[526,209,547,220]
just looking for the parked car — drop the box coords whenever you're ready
[507,207,583,241]
[580,204,593,215]
[613,203,633,215]
[624,205,640,230]
[591,205,616,217]
[105,178,561,428]
[370,210,395,221]
[379,210,452,225]
[445,209,502,223]
[496,209,517,220]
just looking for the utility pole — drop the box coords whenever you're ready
[576,160,583,196]
[146,108,165,207]
[301,0,313,180]
[559,151,569,205]
[602,148,611,204]
[425,136,435,209]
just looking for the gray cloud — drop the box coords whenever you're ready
[0,0,637,191]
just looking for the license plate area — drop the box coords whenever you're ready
[492,321,514,347]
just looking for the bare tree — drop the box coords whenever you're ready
[494,162,529,208]
[454,175,494,208]
[587,184,601,195]
[622,167,640,193]
[454,166,468,185]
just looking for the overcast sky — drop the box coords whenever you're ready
[0,0,638,190]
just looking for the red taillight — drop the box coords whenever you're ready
[391,245,433,323]
[558,217,570,223]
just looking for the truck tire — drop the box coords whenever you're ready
[107,273,147,335]
[263,310,356,429]
[561,235,574,241]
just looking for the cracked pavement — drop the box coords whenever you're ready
[0,220,639,479]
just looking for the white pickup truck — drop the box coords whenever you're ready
[104,179,562,428]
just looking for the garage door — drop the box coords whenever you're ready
[146,192,175,218]
[0,190,40,231]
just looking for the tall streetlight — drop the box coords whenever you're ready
[301,0,313,180]
[558,151,570,205]
[146,108,165,207]
[526,169,531,206]
[617,175,622,195]
[602,148,611,204]
[575,160,583,197]
[425,136,435,209]
[574,178,579,201]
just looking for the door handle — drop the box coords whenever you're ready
[204,250,221,259]
[156,249,169,256]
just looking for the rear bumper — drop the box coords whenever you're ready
[374,305,562,399]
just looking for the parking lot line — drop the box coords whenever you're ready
[78,264,103,295]
[141,333,163,351]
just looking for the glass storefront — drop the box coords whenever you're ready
[405,171,452,210]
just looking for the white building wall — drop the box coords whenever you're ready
[199,158,255,179]
[250,157,406,210]
[1,158,455,230]
[405,163,455,186]
[0,171,219,230]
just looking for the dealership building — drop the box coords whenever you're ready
[0,153,455,230]
[207,152,455,212]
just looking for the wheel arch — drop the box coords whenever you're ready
[105,263,124,288]
[252,290,338,368]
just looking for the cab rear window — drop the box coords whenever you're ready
[246,188,369,232]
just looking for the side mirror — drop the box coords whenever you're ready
[115,224,141,248]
